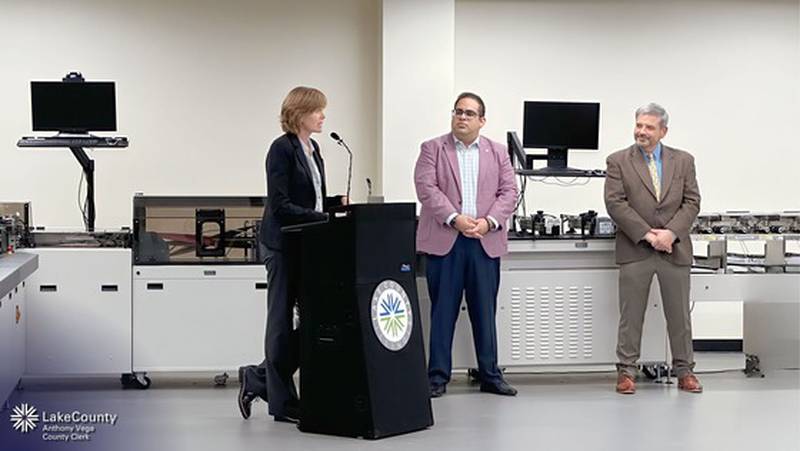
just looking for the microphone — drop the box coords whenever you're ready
[329,131,353,204]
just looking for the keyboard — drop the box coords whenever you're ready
[516,167,606,178]
[17,136,129,148]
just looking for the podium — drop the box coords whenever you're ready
[284,203,433,439]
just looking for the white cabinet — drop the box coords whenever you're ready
[1,281,26,402]
[22,249,132,375]
[0,289,9,400]
[417,269,668,370]
[416,240,670,372]
[132,265,266,372]
[497,269,667,367]
[689,274,744,339]
[741,274,800,371]
[11,282,26,389]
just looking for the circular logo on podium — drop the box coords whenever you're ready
[371,280,413,351]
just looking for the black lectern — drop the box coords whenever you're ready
[284,203,433,439]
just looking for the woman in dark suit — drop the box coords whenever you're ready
[238,86,346,422]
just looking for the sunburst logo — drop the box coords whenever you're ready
[371,280,413,351]
[10,403,39,433]
[379,294,407,338]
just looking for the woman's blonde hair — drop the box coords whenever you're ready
[280,86,327,134]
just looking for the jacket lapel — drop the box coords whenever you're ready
[629,145,658,201]
[311,142,327,197]
[444,134,462,199]
[659,145,675,201]
[477,136,490,198]
[289,134,314,185]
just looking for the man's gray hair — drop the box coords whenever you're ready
[635,103,669,128]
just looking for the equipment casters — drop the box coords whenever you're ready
[121,372,152,389]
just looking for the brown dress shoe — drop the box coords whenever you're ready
[616,373,636,394]
[678,374,703,393]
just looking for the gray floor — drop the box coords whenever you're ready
[7,353,800,451]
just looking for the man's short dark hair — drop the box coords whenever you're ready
[454,92,485,117]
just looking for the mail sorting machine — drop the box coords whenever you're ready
[693,212,800,273]
[3,202,133,387]
[130,195,267,387]
[416,209,671,378]
[10,200,798,389]
[691,212,800,375]
[20,229,134,385]
[417,211,800,380]
[12,197,267,389]
[0,203,38,405]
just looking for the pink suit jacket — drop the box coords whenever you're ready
[414,133,519,258]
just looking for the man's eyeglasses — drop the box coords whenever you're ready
[452,108,480,119]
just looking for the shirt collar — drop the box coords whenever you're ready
[639,142,662,161]
[454,134,480,150]
[299,136,314,155]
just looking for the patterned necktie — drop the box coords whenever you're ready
[647,154,661,202]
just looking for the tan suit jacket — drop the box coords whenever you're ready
[604,144,701,265]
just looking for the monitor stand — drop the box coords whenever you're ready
[517,147,606,178]
[17,137,129,231]
[544,147,569,169]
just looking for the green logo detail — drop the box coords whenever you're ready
[379,294,406,338]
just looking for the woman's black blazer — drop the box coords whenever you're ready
[259,132,339,250]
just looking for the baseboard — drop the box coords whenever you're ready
[693,339,743,352]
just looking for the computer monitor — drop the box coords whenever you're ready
[523,101,600,170]
[31,81,117,133]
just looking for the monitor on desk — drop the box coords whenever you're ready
[523,101,600,170]
[31,81,117,133]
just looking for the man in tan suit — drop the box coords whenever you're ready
[604,103,703,394]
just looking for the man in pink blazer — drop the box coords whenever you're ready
[414,92,519,398]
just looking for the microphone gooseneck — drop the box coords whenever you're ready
[329,131,352,203]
